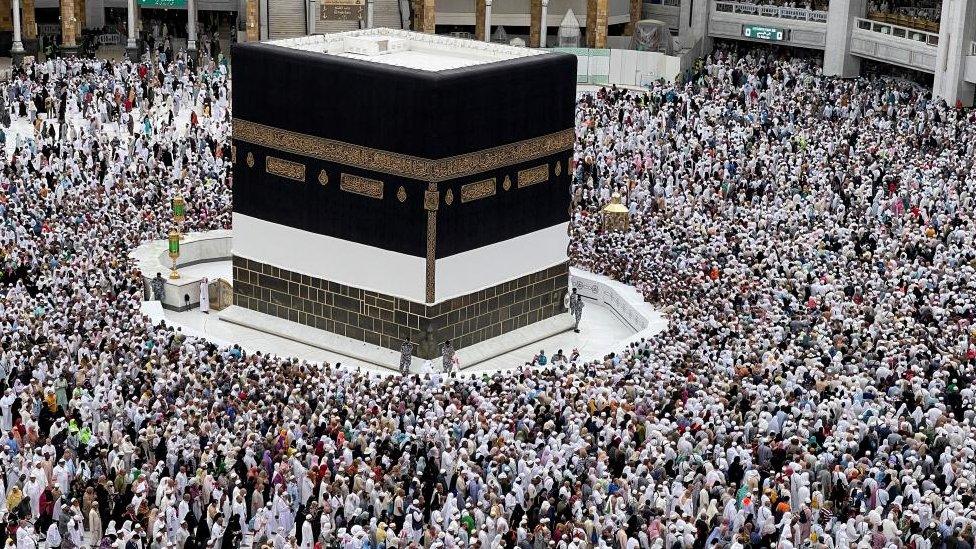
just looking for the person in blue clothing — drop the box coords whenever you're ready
[534,350,548,366]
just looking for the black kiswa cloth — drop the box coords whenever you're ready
[230,40,576,259]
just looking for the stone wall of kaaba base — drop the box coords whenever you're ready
[232,256,569,359]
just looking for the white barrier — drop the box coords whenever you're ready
[555,47,682,85]
[569,267,668,353]
[570,270,647,332]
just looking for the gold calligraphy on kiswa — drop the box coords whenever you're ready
[233,119,573,184]
[340,174,384,199]
[517,164,549,188]
[460,179,497,203]
[266,156,307,182]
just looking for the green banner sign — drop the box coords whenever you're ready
[742,25,788,41]
[139,0,187,7]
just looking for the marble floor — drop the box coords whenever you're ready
[153,302,379,370]
[463,303,651,373]
[178,261,233,282]
[146,260,666,375]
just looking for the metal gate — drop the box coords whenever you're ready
[269,0,308,39]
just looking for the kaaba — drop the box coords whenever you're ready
[230,30,576,360]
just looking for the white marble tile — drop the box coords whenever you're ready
[179,262,234,283]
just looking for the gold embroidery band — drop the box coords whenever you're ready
[517,164,549,188]
[266,156,306,182]
[461,179,496,203]
[426,183,437,303]
[340,173,384,199]
[233,119,574,183]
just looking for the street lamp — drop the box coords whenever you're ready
[171,194,186,239]
[168,228,181,279]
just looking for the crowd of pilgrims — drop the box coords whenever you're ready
[0,40,972,549]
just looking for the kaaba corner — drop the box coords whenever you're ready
[229,29,577,360]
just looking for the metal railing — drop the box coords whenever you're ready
[713,1,828,22]
[855,17,939,47]
[865,10,939,33]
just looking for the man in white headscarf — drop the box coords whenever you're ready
[199,277,210,314]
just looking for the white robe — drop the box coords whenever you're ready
[199,280,210,313]
[88,508,103,542]
[0,393,15,431]
[301,520,314,549]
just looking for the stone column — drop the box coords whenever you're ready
[822,0,866,77]
[586,0,607,48]
[308,0,316,34]
[187,0,197,51]
[539,0,547,46]
[475,0,484,39]
[483,0,491,41]
[126,0,137,59]
[0,0,11,34]
[245,0,259,41]
[934,0,976,106]
[625,0,639,35]
[22,0,33,35]
[678,0,709,53]
[585,0,595,46]
[61,0,77,52]
[11,0,24,63]
[75,0,85,33]
[529,0,541,47]
[366,0,374,27]
[421,0,434,33]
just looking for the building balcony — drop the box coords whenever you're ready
[850,16,938,73]
[707,0,828,49]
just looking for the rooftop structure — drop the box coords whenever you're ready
[265,28,546,72]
